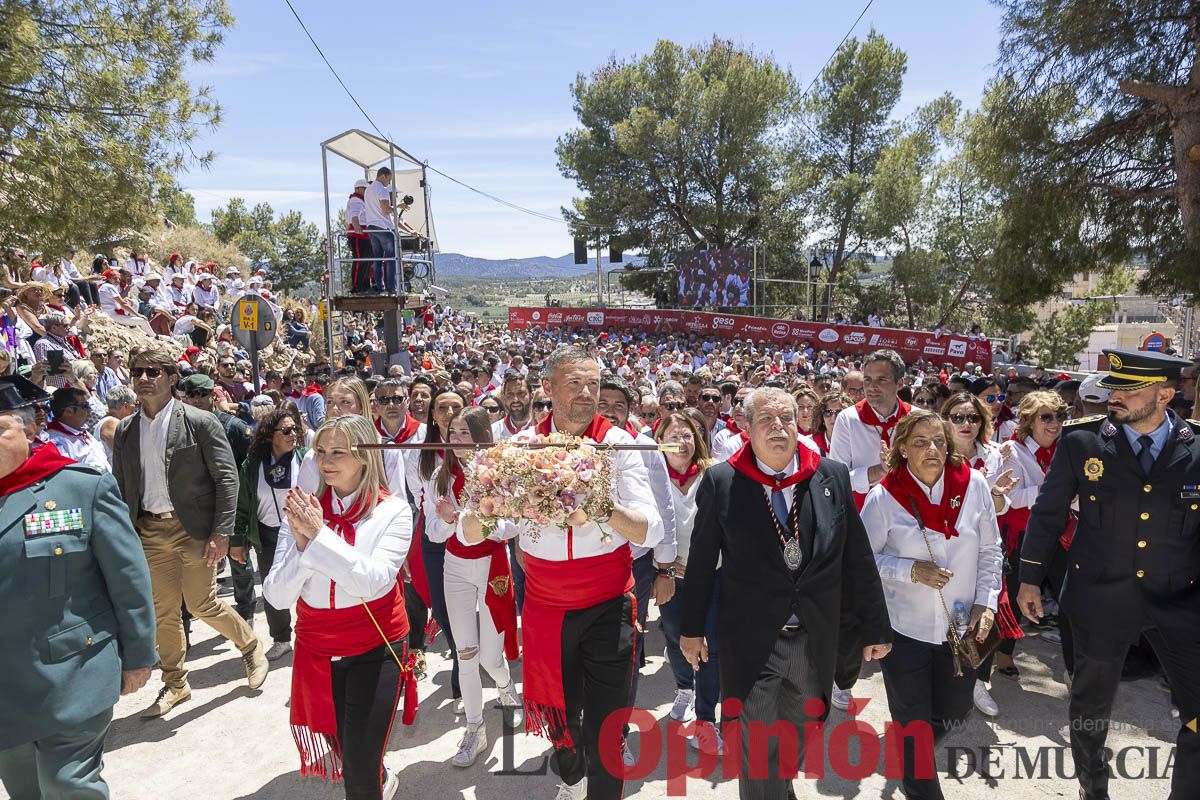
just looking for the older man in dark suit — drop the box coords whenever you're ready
[681,386,892,800]
[112,343,267,718]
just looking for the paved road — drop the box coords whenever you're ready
[12,608,1178,799]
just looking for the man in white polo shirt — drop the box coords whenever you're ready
[362,167,396,293]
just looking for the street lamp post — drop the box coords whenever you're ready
[809,255,823,322]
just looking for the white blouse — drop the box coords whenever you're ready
[959,439,1012,514]
[262,490,413,610]
[1004,436,1049,511]
[861,468,1004,644]
[668,478,701,565]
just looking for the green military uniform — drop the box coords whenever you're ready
[0,460,157,799]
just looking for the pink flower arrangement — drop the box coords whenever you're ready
[463,433,616,540]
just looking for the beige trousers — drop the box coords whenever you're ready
[138,514,258,689]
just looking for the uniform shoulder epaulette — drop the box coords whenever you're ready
[60,463,104,476]
[1064,414,1105,427]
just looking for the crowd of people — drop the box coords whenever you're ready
[3,285,1198,800]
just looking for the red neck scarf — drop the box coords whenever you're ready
[504,415,533,436]
[290,487,414,781]
[0,443,73,496]
[623,420,640,437]
[377,414,421,444]
[303,383,323,397]
[47,419,89,439]
[724,418,742,436]
[881,461,972,539]
[854,398,911,447]
[811,430,829,455]
[727,439,820,489]
[666,463,699,488]
[1034,440,1056,473]
[534,412,614,443]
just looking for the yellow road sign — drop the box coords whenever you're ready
[319,300,328,322]
[238,301,259,332]
[1188,718,1198,734]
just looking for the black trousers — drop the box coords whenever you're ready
[879,631,975,800]
[421,532,461,699]
[348,235,373,293]
[509,539,526,615]
[332,640,405,800]
[257,524,292,642]
[1068,623,1199,800]
[1044,542,1075,674]
[552,593,636,800]
[404,582,428,652]
[626,552,656,725]
[833,617,862,691]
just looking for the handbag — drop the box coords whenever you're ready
[907,499,1001,676]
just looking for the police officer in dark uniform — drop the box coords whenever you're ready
[1017,349,1200,800]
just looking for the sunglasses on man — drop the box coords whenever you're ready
[185,389,212,399]
[532,400,553,411]
[662,401,684,412]
[131,367,163,379]
[374,395,407,405]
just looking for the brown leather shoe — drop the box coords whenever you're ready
[140,684,191,718]
[243,640,268,690]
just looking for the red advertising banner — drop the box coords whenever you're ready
[508,307,992,370]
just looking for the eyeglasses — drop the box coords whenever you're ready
[131,367,163,378]
[663,432,695,444]
[483,405,503,414]
[949,413,982,425]
[185,389,212,398]
[1038,411,1070,423]
[274,426,297,436]
[532,400,552,410]
[219,362,236,368]
[65,402,91,410]
[375,395,407,405]
[698,394,721,403]
[912,397,937,407]
[822,409,839,418]
[662,402,684,411]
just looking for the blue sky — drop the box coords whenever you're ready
[183,0,1004,258]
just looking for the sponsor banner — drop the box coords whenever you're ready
[507,307,991,369]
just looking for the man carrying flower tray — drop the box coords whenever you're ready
[460,344,664,800]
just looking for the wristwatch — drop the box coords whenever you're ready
[656,566,678,579]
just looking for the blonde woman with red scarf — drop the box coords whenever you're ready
[861,409,1003,800]
[429,406,521,768]
[995,390,1074,683]
[262,415,415,800]
[653,411,725,755]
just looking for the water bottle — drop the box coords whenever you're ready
[952,600,969,636]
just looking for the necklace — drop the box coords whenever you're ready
[762,488,803,570]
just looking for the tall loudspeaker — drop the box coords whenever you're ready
[609,245,623,264]
[573,238,588,265]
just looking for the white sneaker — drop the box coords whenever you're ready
[265,641,292,661]
[621,737,635,767]
[973,680,999,717]
[688,720,724,755]
[554,778,586,799]
[453,698,465,717]
[495,682,524,727]
[670,688,695,722]
[831,687,852,711]
[382,767,399,800]
[451,723,487,767]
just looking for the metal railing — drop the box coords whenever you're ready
[330,229,434,298]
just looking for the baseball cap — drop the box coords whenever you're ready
[354,179,369,190]
[1078,373,1111,403]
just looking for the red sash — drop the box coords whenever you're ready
[880,461,972,539]
[521,548,634,748]
[291,586,414,780]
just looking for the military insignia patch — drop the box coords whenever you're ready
[23,508,84,538]
[1084,458,1104,481]
[1180,425,1194,441]
[1108,353,1123,370]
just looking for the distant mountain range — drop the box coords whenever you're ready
[433,252,645,279]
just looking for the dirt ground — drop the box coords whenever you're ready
[10,603,1180,800]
